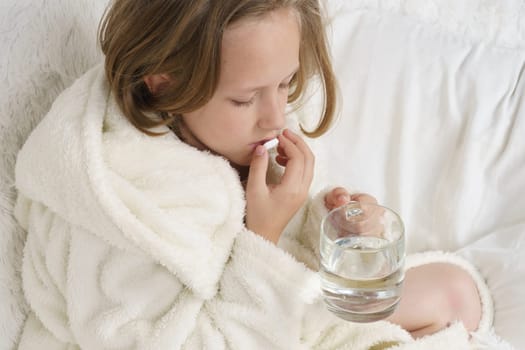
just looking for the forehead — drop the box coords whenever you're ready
[219,8,301,89]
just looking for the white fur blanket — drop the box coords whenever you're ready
[1,0,524,349]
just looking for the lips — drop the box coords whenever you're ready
[250,137,277,147]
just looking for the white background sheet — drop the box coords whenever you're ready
[308,6,525,348]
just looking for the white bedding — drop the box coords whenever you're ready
[314,4,525,348]
[1,0,524,349]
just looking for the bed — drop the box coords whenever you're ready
[1,0,523,349]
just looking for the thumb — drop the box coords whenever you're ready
[247,145,269,192]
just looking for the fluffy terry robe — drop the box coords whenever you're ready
[14,64,493,350]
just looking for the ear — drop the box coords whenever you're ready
[143,74,171,94]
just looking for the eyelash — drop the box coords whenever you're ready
[232,100,255,107]
[232,80,293,107]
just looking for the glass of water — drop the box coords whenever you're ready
[319,201,405,322]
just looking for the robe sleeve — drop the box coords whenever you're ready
[16,192,413,350]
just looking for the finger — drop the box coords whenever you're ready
[332,187,352,207]
[350,193,378,205]
[282,129,315,185]
[336,211,382,237]
[350,193,384,223]
[273,142,289,166]
[325,188,351,210]
[246,145,269,193]
[277,144,286,157]
[278,133,305,187]
[347,217,383,236]
[342,203,384,236]
[275,155,288,167]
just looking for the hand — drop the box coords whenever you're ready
[324,187,378,211]
[245,129,314,244]
[324,188,383,236]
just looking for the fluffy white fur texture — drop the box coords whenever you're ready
[1,1,105,348]
[1,0,523,348]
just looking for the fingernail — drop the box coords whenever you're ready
[255,145,266,156]
[338,194,350,203]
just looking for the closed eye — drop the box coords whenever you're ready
[231,99,255,107]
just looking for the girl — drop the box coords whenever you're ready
[15,0,491,348]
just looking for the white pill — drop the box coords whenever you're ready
[263,138,279,150]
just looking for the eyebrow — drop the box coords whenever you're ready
[238,66,299,93]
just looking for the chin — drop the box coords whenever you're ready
[227,156,251,169]
[236,159,251,167]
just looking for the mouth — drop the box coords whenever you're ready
[250,136,279,148]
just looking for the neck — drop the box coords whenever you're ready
[174,116,208,152]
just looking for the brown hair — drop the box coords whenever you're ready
[99,0,336,137]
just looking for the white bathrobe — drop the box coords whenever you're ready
[14,65,493,349]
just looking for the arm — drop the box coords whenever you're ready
[16,130,410,350]
[21,192,476,350]
[278,187,375,270]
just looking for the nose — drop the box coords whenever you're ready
[257,91,286,130]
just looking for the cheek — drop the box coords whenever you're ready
[221,107,255,133]
[186,98,256,142]
[280,92,289,108]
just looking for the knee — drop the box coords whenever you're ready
[441,265,482,332]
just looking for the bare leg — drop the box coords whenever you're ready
[387,263,482,338]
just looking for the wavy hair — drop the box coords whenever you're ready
[99,0,336,137]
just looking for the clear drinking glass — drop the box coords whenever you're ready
[319,201,405,322]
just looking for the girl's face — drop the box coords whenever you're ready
[181,7,300,167]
